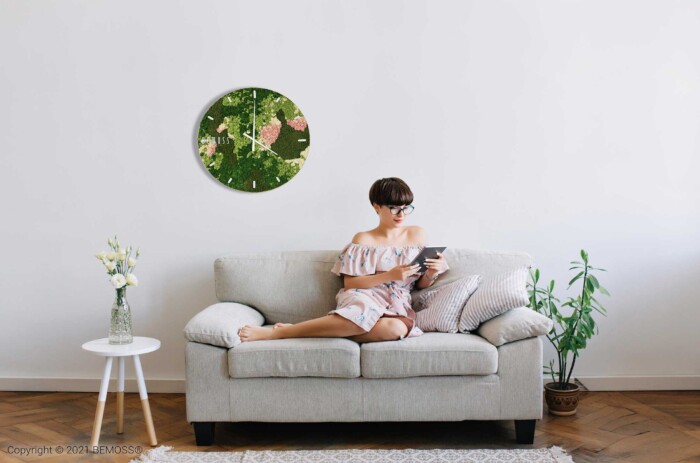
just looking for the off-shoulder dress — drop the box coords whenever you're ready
[328,242,425,339]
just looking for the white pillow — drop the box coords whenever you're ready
[477,306,553,346]
[458,267,530,333]
[416,275,481,333]
[183,302,265,348]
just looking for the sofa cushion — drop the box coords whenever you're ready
[183,302,265,348]
[360,332,498,378]
[411,249,533,311]
[416,275,481,333]
[228,326,360,378]
[477,306,553,346]
[458,266,530,333]
[215,252,344,324]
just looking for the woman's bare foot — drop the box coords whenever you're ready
[273,322,292,329]
[239,325,278,342]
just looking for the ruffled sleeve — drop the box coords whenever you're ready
[330,243,377,276]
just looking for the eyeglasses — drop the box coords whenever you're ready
[385,205,415,216]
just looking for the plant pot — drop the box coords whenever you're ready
[544,382,580,416]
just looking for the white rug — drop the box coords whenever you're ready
[129,445,575,462]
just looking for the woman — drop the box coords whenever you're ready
[238,177,449,343]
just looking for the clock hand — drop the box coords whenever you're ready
[243,133,282,158]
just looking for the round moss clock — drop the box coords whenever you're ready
[197,87,310,192]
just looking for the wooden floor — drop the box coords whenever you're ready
[0,390,698,462]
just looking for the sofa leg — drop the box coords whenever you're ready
[514,419,536,444]
[193,422,215,446]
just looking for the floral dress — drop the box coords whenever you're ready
[328,242,425,339]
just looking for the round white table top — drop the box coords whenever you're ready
[82,337,161,357]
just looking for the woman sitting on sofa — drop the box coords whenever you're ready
[238,176,450,343]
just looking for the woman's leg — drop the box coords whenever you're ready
[346,318,408,343]
[239,313,366,342]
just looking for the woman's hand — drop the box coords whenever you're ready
[424,252,449,279]
[388,264,422,282]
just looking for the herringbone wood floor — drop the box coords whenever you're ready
[0,390,698,462]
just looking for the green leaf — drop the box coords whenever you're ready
[598,286,611,296]
[588,274,600,288]
[589,301,607,315]
[586,278,595,292]
[568,271,584,287]
[582,324,591,337]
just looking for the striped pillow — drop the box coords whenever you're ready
[458,266,530,333]
[415,275,481,333]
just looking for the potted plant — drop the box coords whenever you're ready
[527,249,609,416]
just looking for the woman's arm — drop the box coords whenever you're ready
[412,226,448,290]
[415,270,440,290]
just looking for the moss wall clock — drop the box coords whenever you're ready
[197,87,310,192]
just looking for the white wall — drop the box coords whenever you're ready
[1,0,698,392]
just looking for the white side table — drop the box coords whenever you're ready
[82,337,160,449]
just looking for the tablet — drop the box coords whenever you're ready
[409,246,447,273]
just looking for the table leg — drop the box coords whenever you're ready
[90,356,113,450]
[133,354,157,446]
[117,357,125,434]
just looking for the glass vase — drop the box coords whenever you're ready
[109,288,133,344]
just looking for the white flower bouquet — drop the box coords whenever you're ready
[96,235,140,344]
[96,235,140,291]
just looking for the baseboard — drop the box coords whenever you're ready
[0,377,185,393]
[575,375,700,391]
[1,375,698,393]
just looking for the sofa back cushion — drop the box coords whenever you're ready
[215,251,341,324]
[215,248,533,324]
[411,249,533,311]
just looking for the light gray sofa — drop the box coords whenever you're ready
[184,248,543,445]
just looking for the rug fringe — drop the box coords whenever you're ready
[128,445,173,463]
[548,444,575,462]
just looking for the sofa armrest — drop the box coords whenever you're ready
[183,302,265,348]
[477,306,553,347]
[497,336,543,419]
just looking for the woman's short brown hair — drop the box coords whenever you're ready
[369,177,414,207]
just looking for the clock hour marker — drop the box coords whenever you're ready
[275,97,280,102]
[209,162,215,167]
[298,139,306,142]
[227,178,232,184]
[253,180,256,189]
[207,116,214,121]
[276,177,281,182]
[227,96,232,102]
[253,90,256,98]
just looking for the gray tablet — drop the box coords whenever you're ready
[409,246,447,273]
